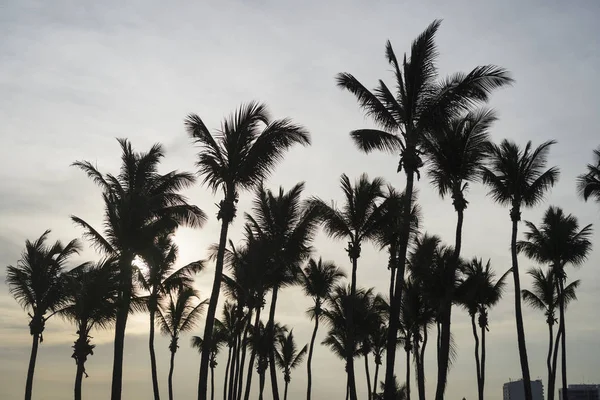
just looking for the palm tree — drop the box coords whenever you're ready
[72,139,207,400]
[457,258,509,400]
[138,235,204,400]
[336,20,513,398]
[192,319,228,400]
[577,146,600,204]
[374,377,407,400]
[158,288,207,400]
[422,108,496,398]
[274,330,308,400]
[310,173,385,400]
[185,102,310,400]
[482,139,559,400]
[516,206,592,400]
[6,230,80,400]
[248,321,288,400]
[246,182,318,400]
[300,258,345,400]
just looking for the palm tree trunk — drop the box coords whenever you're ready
[480,321,486,400]
[236,309,253,400]
[384,165,415,400]
[199,217,231,400]
[74,358,85,400]
[510,214,532,400]
[258,370,266,400]
[547,322,555,400]
[111,254,134,400]
[284,380,289,400]
[551,324,562,400]
[211,364,216,400]
[306,309,320,400]
[388,243,397,301]
[25,332,40,400]
[372,359,380,399]
[405,346,411,400]
[558,279,568,400]
[364,352,373,400]
[435,208,463,400]
[416,329,427,400]
[224,346,233,400]
[168,350,176,400]
[244,307,262,400]
[149,303,161,400]
[346,373,350,400]
[267,286,281,400]
[228,331,239,400]
[470,314,482,400]
[346,254,359,400]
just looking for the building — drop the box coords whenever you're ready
[503,379,544,400]
[559,385,600,400]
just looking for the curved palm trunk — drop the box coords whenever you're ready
[547,322,555,400]
[558,279,568,400]
[223,346,233,400]
[267,286,281,400]
[384,165,415,400]
[364,352,372,400]
[372,358,380,399]
[284,380,289,400]
[210,363,215,400]
[199,218,231,400]
[416,329,427,400]
[111,254,134,400]
[551,324,562,400]
[470,314,482,400]
[25,332,40,400]
[480,321,487,400]
[168,350,176,400]
[510,214,532,400]
[74,330,90,400]
[74,358,85,400]
[346,255,359,400]
[405,346,411,400]
[236,309,253,400]
[243,307,262,400]
[149,301,161,400]
[306,309,320,400]
[435,208,464,400]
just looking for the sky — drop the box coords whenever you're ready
[1,0,600,399]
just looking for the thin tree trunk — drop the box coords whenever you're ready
[236,309,253,400]
[346,373,350,400]
[224,346,233,400]
[470,314,482,400]
[558,279,568,400]
[435,208,463,400]
[372,359,380,399]
[365,352,372,400]
[388,243,397,302]
[306,308,320,400]
[244,307,262,400]
[258,371,266,400]
[547,322,555,400]
[111,254,134,400]
[416,329,427,400]
[480,322,486,400]
[25,332,40,400]
[168,350,176,400]
[551,324,562,400]
[210,365,215,400]
[406,347,411,400]
[267,286,281,400]
[346,254,359,400]
[149,303,161,400]
[384,166,415,400]
[284,381,289,400]
[199,217,231,400]
[74,358,85,400]
[510,215,532,400]
[228,328,239,400]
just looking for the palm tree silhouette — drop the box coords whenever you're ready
[300,258,345,400]
[185,102,310,400]
[274,330,308,400]
[157,288,207,400]
[482,139,559,400]
[516,206,592,400]
[310,173,384,400]
[71,139,206,400]
[577,146,600,204]
[137,235,204,400]
[421,108,496,397]
[192,319,228,400]
[374,376,407,400]
[61,258,120,400]
[6,230,80,400]
[457,258,509,400]
[248,321,287,400]
[336,20,513,398]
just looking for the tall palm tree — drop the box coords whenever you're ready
[274,330,308,400]
[72,139,207,400]
[516,206,592,400]
[369,323,389,400]
[60,259,120,400]
[577,146,600,204]
[482,139,559,400]
[336,20,513,398]
[310,173,385,400]
[300,258,345,400]
[138,235,204,400]
[457,259,509,400]
[422,108,496,398]
[6,230,80,400]
[247,321,288,400]
[185,102,310,400]
[158,288,207,400]
[192,319,228,400]
[246,182,318,400]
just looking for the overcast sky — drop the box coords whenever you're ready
[2,1,600,399]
